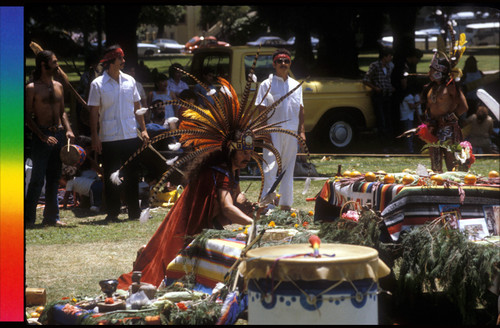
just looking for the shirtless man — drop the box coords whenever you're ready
[422,54,468,172]
[25,50,75,227]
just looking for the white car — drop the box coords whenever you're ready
[153,39,185,53]
[246,36,287,47]
[137,43,160,57]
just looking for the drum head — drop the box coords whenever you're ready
[60,144,86,166]
[241,243,390,282]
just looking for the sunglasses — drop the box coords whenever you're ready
[274,59,290,65]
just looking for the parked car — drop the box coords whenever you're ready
[246,36,288,47]
[137,43,160,57]
[185,36,230,53]
[188,46,375,150]
[153,38,185,53]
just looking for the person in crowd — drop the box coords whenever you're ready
[147,73,176,128]
[76,52,101,136]
[167,63,189,98]
[399,82,422,154]
[125,65,148,108]
[61,135,103,211]
[177,88,197,121]
[193,67,217,106]
[25,49,75,228]
[363,47,395,139]
[255,48,305,212]
[88,44,149,223]
[392,48,423,136]
[461,55,485,115]
[419,52,468,172]
[464,104,498,154]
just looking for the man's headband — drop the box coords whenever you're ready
[100,48,124,63]
[273,53,291,62]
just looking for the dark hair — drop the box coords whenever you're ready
[154,73,168,90]
[169,63,184,79]
[407,48,423,59]
[182,148,236,184]
[272,48,291,61]
[101,44,122,70]
[178,89,196,102]
[463,56,478,73]
[61,164,78,181]
[33,50,54,80]
[379,47,393,59]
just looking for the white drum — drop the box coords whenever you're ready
[240,243,390,325]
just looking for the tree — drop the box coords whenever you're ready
[198,6,261,45]
[138,6,185,39]
[315,6,360,78]
[104,5,141,68]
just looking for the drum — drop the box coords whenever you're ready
[240,243,390,325]
[60,144,86,166]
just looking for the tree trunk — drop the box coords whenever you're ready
[104,5,141,68]
[389,7,418,73]
[316,7,360,78]
[291,20,314,79]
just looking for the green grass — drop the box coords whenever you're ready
[25,154,499,307]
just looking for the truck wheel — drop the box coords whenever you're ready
[144,50,154,56]
[320,114,356,149]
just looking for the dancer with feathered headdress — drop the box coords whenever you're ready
[418,19,469,173]
[397,17,470,172]
[116,48,308,290]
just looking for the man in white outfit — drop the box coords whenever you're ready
[255,48,305,211]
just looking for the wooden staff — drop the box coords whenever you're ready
[29,41,88,108]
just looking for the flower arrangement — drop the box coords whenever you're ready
[454,141,475,170]
[341,210,359,222]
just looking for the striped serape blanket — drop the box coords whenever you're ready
[318,179,405,212]
[166,238,246,290]
[382,185,500,241]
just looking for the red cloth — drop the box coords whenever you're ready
[117,166,236,290]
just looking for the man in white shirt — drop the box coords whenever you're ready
[255,49,305,211]
[88,45,149,222]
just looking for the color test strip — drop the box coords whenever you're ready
[0,6,24,322]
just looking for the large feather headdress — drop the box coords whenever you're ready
[112,48,308,207]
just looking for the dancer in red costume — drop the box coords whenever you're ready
[117,148,254,289]
[114,52,309,290]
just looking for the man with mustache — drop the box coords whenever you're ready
[25,50,75,228]
[255,48,305,212]
[88,44,149,223]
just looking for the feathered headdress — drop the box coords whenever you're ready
[111,48,308,210]
[432,18,467,84]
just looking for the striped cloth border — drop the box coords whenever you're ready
[166,238,246,289]
[318,180,404,212]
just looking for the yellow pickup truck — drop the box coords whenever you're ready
[189,46,375,150]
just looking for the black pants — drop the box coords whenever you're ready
[101,138,141,218]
